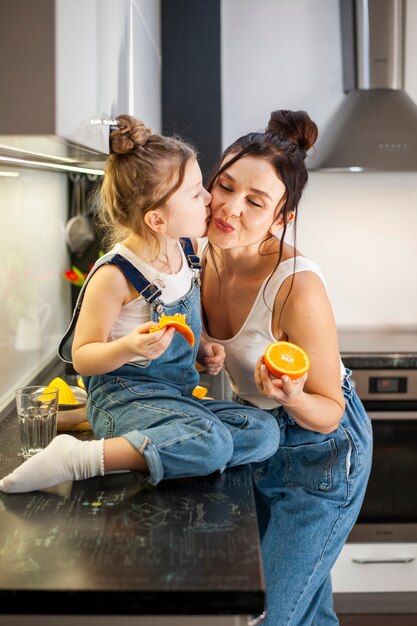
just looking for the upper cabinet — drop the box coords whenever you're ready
[0,0,161,142]
[0,0,57,135]
[131,0,162,133]
[55,0,131,138]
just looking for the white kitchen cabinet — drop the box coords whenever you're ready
[332,542,417,593]
[131,0,162,132]
[57,0,161,137]
[95,0,131,121]
[56,0,131,137]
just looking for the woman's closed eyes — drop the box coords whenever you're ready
[217,181,263,208]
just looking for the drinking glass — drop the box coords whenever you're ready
[15,385,58,458]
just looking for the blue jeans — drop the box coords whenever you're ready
[244,370,373,626]
[87,376,279,485]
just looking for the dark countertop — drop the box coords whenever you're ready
[0,410,264,617]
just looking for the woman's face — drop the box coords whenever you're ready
[165,157,212,239]
[207,155,286,249]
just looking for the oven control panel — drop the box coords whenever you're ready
[369,375,407,394]
[350,369,417,401]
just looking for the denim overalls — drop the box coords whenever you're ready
[240,370,373,626]
[60,239,280,485]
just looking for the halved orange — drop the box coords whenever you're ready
[148,313,195,346]
[264,341,310,380]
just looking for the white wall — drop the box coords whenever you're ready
[221,0,417,328]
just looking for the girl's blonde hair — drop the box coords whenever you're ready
[97,114,196,249]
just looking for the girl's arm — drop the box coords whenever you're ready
[255,271,345,434]
[197,339,225,375]
[191,237,225,376]
[72,264,174,376]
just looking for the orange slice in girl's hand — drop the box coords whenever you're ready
[264,341,310,380]
[149,313,195,346]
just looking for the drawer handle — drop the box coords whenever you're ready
[352,557,415,564]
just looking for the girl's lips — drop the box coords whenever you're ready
[214,218,235,233]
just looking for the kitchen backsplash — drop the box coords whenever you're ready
[297,171,417,329]
[0,168,71,413]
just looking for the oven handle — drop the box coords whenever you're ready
[368,411,417,420]
[352,557,416,564]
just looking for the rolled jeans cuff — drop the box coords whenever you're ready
[122,433,164,486]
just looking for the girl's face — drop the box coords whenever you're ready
[165,158,211,239]
[208,155,286,249]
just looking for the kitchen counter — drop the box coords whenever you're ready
[338,327,417,369]
[0,410,264,623]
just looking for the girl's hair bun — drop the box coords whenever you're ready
[266,110,318,154]
[110,114,152,154]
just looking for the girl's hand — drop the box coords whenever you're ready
[197,341,225,375]
[125,321,175,360]
[254,356,308,406]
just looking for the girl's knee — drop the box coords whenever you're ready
[166,417,234,475]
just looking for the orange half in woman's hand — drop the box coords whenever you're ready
[264,341,310,380]
[149,313,195,346]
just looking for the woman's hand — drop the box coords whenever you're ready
[197,340,225,375]
[124,321,175,360]
[254,356,308,406]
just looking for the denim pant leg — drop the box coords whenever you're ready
[254,378,372,626]
[88,378,235,485]
[311,576,338,626]
[202,399,280,466]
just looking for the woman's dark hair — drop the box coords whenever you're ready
[207,109,318,312]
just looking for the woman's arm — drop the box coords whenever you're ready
[255,271,345,434]
[72,264,174,376]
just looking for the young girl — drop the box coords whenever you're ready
[0,114,279,494]
[201,110,373,625]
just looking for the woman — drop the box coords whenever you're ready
[201,110,373,625]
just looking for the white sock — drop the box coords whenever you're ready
[0,434,105,493]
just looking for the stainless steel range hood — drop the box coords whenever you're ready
[308,0,417,172]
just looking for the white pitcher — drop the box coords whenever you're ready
[15,303,52,351]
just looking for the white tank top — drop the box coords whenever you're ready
[202,253,346,410]
[108,242,193,362]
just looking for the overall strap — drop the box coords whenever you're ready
[180,238,201,270]
[107,254,162,304]
[58,252,162,364]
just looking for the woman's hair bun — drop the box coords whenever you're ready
[110,114,152,154]
[266,110,318,154]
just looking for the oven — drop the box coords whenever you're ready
[339,328,417,543]
[331,329,417,614]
